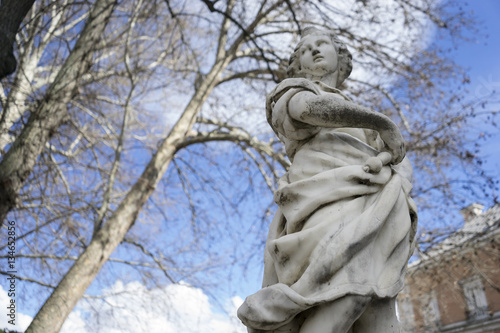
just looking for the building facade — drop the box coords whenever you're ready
[397,204,500,332]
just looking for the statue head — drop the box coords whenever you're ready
[287,27,352,88]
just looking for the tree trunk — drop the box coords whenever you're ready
[0,0,36,78]
[0,0,118,226]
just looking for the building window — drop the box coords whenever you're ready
[462,276,489,319]
[419,290,441,330]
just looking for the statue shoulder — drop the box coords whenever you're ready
[266,78,321,126]
[268,78,320,103]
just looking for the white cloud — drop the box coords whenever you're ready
[60,281,246,333]
[0,282,246,333]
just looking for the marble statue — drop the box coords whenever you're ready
[237,27,418,333]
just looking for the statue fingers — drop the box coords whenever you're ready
[363,157,383,173]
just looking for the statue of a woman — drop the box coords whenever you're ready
[237,28,418,333]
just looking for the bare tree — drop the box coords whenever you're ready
[0,0,119,225]
[0,0,497,332]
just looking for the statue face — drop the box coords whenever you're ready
[298,34,338,78]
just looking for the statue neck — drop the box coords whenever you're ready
[305,71,338,88]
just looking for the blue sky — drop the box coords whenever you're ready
[453,0,500,177]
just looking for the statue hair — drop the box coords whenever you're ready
[287,27,352,88]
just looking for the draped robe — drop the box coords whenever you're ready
[237,78,418,332]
